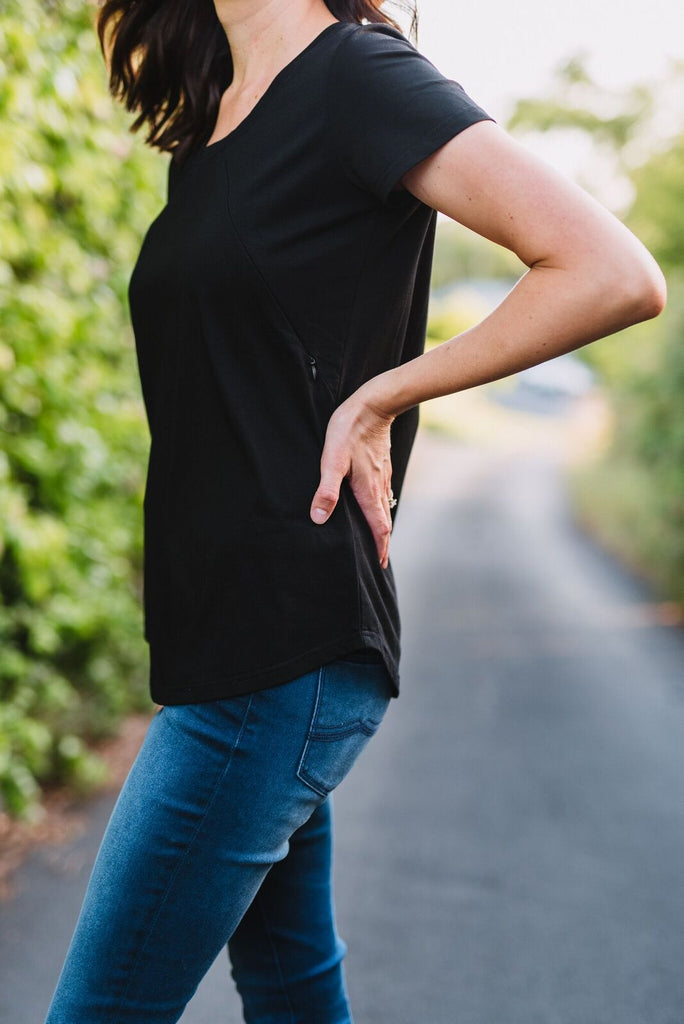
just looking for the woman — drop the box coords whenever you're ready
[44,0,666,1021]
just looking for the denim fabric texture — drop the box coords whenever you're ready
[44,655,393,1024]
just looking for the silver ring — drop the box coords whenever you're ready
[388,492,397,509]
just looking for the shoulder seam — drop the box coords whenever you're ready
[323,21,423,199]
[324,24,365,193]
[324,22,416,195]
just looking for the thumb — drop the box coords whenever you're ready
[310,468,343,524]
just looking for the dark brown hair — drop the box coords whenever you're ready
[96,0,418,166]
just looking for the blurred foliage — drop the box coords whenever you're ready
[629,134,684,275]
[506,55,684,604]
[426,305,484,345]
[569,279,684,603]
[0,0,166,818]
[507,53,655,152]
[432,219,524,288]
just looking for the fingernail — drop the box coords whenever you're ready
[312,508,328,523]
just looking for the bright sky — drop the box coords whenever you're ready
[409,0,684,121]
[393,0,683,201]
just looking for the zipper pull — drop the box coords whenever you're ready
[308,355,317,381]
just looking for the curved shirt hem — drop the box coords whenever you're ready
[148,630,399,706]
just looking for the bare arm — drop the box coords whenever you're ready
[309,120,667,566]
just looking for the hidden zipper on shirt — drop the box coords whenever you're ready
[304,350,338,409]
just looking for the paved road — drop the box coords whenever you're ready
[2,430,683,1024]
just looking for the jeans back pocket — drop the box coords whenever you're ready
[296,657,393,797]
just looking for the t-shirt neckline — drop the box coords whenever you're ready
[198,20,349,156]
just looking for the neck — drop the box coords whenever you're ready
[213,0,338,89]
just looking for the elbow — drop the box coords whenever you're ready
[631,265,667,321]
[644,273,668,320]
[613,254,668,326]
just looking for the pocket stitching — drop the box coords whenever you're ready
[296,765,329,798]
[296,666,325,795]
[309,722,379,740]
[295,664,387,797]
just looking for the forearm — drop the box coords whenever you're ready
[310,120,666,556]
[359,262,662,421]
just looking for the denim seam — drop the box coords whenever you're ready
[113,693,255,1016]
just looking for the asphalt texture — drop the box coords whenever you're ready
[2,429,683,1024]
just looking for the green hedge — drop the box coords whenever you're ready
[568,277,684,604]
[0,0,166,817]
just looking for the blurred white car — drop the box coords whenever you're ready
[516,353,596,399]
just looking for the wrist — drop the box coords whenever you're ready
[353,370,405,424]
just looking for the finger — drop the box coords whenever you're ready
[311,462,345,524]
[351,476,393,565]
[381,507,392,569]
[378,513,392,568]
[382,483,396,568]
[365,501,392,567]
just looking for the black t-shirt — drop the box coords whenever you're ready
[128,20,494,705]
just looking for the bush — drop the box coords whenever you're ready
[569,278,684,604]
[0,0,166,817]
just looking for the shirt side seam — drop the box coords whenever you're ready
[223,161,338,407]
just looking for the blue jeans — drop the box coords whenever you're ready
[44,653,393,1024]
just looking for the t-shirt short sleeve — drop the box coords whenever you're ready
[327,23,496,204]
